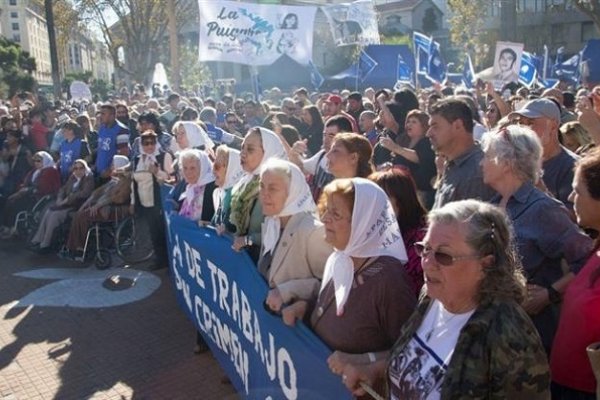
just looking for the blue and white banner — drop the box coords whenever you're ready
[581,39,600,84]
[197,1,317,66]
[427,41,446,83]
[462,53,475,88]
[519,51,538,87]
[308,60,325,89]
[357,50,378,81]
[321,0,380,46]
[164,209,352,399]
[397,54,413,83]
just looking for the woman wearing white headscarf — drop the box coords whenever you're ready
[30,159,94,253]
[171,121,215,154]
[283,178,416,393]
[229,127,287,263]
[174,149,216,223]
[258,159,333,312]
[211,145,244,234]
[0,150,61,237]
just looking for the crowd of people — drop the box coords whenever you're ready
[1,79,600,399]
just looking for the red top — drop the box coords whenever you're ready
[550,249,600,393]
[30,121,49,151]
[21,167,61,198]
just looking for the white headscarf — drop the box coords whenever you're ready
[179,149,215,202]
[320,178,408,316]
[261,159,315,255]
[113,155,130,170]
[32,151,54,183]
[212,148,244,210]
[234,127,288,188]
[71,159,92,189]
[173,121,215,152]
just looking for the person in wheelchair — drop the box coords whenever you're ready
[61,155,131,260]
[130,130,173,270]
[1,151,61,238]
[30,159,94,254]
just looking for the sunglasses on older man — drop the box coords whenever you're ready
[414,242,482,266]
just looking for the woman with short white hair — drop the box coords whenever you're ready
[480,124,594,354]
[258,159,333,312]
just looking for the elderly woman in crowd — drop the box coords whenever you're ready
[229,127,287,263]
[1,151,60,238]
[283,178,416,396]
[326,133,373,179]
[370,169,427,296]
[551,149,600,400]
[378,109,437,208]
[130,111,173,159]
[342,200,550,399]
[30,159,94,253]
[171,149,216,223]
[62,155,131,260]
[480,125,594,353]
[131,130,173,269]
[171,121,215,155]
[258,159,332,312]
[212,145,244,234]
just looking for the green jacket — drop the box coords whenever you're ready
[387,296,550,399]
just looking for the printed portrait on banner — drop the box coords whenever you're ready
[321,0,380,46]
[493,41,524,88]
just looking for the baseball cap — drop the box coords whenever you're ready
[347,92,362,101]
[508,98,560,123]
[325,94,343,105]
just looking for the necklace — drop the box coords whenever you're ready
[424,303,458,342]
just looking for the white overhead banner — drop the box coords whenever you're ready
[321,0,380,47]
[197,1,317,66]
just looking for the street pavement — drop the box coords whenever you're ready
[0,238,237,400]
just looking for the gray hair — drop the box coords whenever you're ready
[178,148,203,168]
[428,199,526,305]
[259,158,292,188]
[482,125,543,183]
[199,107,217,124]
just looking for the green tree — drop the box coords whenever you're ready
[75,0,196,84]
[570,0,600,33]
[0,37,37,97]
[170,44,212,92]
[447,0,490,67]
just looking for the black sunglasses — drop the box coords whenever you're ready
[414,242,481,266]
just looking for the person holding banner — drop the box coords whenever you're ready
[283,178,416,394]
[230,127,287,263]
[341,200,550,399]
[212,145,244,235]
[258,159,332,313]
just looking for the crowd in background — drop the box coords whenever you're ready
[1,79,600,399]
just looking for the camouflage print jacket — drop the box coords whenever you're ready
[387,296,551,399]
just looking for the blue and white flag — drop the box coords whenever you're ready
[462,53,474,88]
[308,60,325,89]
[554,53,581,81]
[413,31,431,53]
[519,51,538,87]
[357,49,378,81]
[397,54,413,82]
[198,0,318,66]
[427,41,446,83]
[581,39,600,83]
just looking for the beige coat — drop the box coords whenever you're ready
[263,211,333,303]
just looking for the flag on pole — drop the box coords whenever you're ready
[357,50,378,82]
[427,41,446,83]
[397,54,413,82]
[462,53,475,88]
[519,51,538,87]
[581,39,600,84]
[308,60,325,89]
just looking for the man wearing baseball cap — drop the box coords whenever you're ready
[323,94,359,133]
[509,98,578,210]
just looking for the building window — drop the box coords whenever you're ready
[12,23,19,31]
[10,12,18,18]
[13,34,21,43]
[9,0,17,5]
[581,21,597,42]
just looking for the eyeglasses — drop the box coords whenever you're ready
[414,242,481,266]
[33,159,42,163]
[142,141,156,146]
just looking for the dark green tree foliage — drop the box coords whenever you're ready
[0,37,37,97]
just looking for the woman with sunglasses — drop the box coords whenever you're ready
[480,125,593,355]
[340,199,550,399]
[0,151,60,238]
[131,130,173,269]
[30,159,94,253]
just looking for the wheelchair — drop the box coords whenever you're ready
[13,194,56,241]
